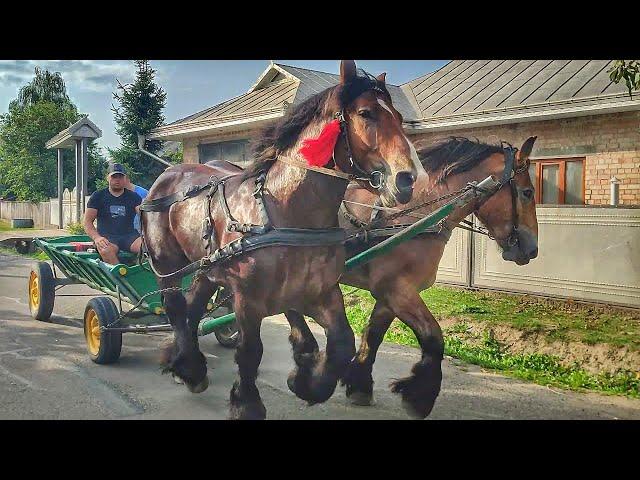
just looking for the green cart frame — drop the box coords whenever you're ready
[27,235,239,364]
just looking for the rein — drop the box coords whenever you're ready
[342,144,529,245]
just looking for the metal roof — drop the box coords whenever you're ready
[165,78,298,127]
[155,62,420,137]
[150,60,638,140]
[402,60,630,120]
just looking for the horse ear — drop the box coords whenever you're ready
[518,136,537,163]
[376,72,387,84]
[340,60,357,84]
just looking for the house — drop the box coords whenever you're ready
[146,61,640,308]
[149,60,640,206]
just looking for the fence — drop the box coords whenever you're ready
[436,205,640,309]
[0,188,87,229]
[0,200,52,228]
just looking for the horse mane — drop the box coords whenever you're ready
[242,68,389,179]
[417,137,504,184]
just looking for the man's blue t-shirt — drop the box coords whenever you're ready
[87,189,142,236]
[132,185,149,233]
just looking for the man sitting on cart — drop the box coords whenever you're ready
[83,163,143,264]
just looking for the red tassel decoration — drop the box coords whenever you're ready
[298,119,341,167]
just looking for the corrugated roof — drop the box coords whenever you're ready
[161,63,420,131]
[165,79,298,126]
[403,60,629,119]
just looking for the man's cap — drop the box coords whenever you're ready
[107,163,126,177]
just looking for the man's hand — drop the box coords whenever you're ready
[94,236,111,251]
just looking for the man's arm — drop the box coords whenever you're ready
[83,208,110,251]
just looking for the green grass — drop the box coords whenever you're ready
[0,245,49,261]
[0,219,12,231]
[418,285,640,350]
[341,285,640,398]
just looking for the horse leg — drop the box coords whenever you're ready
[386,290,444,419]
[159,277,208,393]
[229,300,266,420]
[284,309,319,375]
[185,273,217,339]
[287,286,356,405]
[342,301,395,406]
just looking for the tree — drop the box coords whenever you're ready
[0,68,106,201]
[10,66,75,113]
[111,60,169,188]
[609,60,640,98]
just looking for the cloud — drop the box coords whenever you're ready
[0,60,135,92]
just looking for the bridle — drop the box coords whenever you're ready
[332,110,385,190]
[472,143,530,248]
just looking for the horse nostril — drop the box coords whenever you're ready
[396,171,414,192]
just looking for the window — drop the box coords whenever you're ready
[198,140,250,167]
[528,158,585,205]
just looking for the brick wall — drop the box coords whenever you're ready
[409,110,640,206]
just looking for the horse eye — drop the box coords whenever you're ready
[358,109,372,119]
[522,188,534,200]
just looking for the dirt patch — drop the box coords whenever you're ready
[438,317,640,375]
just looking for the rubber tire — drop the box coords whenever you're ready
[15,239,34,255]
[28,262,55,321]
[214,320,240,348]
[84,297,122,364]
[212,288,240,348]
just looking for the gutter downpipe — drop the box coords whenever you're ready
[137,134,173,168]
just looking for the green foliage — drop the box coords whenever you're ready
[609,60,640,98]
[340,284,640,398]
[165,143,183,164]
[10,66,75,113]
[111,60,168,188]
[0,67,108,201]
[66,221,85,235]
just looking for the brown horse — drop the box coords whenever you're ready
[285,136,539,418]
[141,60,420,419]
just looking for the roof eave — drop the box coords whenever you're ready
[148,110,286,141]
[405,99,640,133]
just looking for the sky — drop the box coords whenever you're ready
[0,60,449,154]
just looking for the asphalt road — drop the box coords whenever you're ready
[1,252,639,420]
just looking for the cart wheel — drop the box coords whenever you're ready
[211,288,239,348]
[214,320,240,348]
[28,262,55,321]
[84,297,122,364]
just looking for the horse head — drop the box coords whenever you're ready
[473,136,539,265]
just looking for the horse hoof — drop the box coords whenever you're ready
[172,373,185,385]
[347,390,374,406]
[186,375,209,394]
[401,398,432,419]
[391,376,439,419]
[229,404,267,420]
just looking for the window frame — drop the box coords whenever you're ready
[529,157,586,205]
[198,139,250,165]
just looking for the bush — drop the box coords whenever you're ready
[66,222,85,235]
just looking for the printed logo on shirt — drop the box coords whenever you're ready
[110,205,126,218]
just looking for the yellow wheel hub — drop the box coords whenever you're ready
[29,271,40,310]
[85,309,101,356]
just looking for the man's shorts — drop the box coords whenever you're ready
[103,232,140,252]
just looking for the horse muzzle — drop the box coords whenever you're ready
[501,227,538,265]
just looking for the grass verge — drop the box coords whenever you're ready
[0,245,49,261]
[342,285,640,398]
